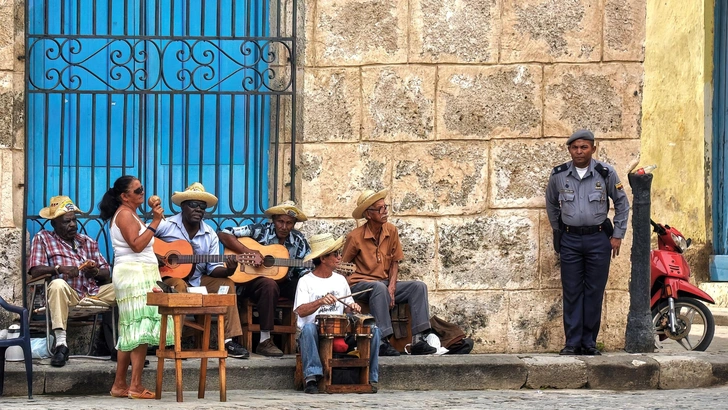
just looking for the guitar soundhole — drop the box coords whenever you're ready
[167,254,179,266]
[262,256,275,268]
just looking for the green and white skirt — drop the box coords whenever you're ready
[113,261,174,351]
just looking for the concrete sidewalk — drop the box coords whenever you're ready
[4,304,728,396]
[4,349,728,396]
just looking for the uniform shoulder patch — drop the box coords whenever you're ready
[616,182,624,190]
[552,163,569,175]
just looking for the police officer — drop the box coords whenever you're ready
[545,129,630,356]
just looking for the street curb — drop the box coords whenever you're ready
[4,353,728,396]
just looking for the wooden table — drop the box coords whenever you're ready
[147,293,234,402]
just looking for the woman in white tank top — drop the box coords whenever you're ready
[99,175,173,399]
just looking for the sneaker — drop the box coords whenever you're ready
[409,340,437,355]
[370,381,378,393]
[304,380,318,394]
[225,341,250,359]
[256,339,284,357]
[379,339,400,356]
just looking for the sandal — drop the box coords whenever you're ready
[110,388,129,398]
[128,388,155,399]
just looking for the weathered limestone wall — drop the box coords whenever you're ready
[639,0,713,281]
[0,0,26,328]
[289,0,646,352]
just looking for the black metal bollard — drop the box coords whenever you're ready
[624,172,654,352]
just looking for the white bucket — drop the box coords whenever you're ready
[5,324,25,361]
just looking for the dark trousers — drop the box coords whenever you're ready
[350,280,431,338]
[559,231,612,349]
[238,276,299,331]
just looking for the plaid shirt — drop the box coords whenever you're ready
[221,221,311,279]
[27,230,110,298]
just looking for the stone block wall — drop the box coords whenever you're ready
[289,0,646,352]
[0,0,26,329]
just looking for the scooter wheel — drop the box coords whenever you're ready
[651,297,715,351]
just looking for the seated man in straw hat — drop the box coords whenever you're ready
[154,183,249,359]
[342,189,436,356]
[294,233,380,394]
[218,200,311,357]
[28,195,115,367]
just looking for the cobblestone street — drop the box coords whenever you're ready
[5,387,728,409]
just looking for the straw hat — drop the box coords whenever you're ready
[264,200,308,222]
[39,196,81,220]
[171,182,218,207]
[352,189,389,219]
[303,233,345,262]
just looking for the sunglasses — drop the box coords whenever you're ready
[132,185,144,195]
[324,249,343,258]
[184,201,207,210]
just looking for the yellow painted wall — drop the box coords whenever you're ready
[641,0,713,242]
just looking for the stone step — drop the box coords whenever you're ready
[4,352,728,396]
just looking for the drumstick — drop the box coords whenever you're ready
[336,288,372,302]
[338,299,359,312]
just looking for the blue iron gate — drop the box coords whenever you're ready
[713,0,728,279]
[24,1,297,264]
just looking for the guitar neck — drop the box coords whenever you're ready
[270,258,313,269]
[175,255,230,264]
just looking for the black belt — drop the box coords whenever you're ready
[563,224,604,235]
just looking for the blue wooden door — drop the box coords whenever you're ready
[26,1,293,262]
[713,0,728,280]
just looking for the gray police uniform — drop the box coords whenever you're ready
[545,158,630,349]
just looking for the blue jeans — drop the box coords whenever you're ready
[299,323,380,383]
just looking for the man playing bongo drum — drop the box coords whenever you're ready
[294,233,380,394]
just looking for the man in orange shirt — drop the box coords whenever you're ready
[341,189,436,356]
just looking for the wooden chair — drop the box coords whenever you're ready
[26,274,116,358]
[359,302,412,353]
[239,298,296,354]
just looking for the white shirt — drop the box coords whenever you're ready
[576,166,588,179]
[294,272,353,329]
[110,211,157,265]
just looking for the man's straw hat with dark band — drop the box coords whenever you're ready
[304,233,345,262]
[264,200,308,222]
[39,196,81,220]
[171,182,218,207]
[352,189,389,219]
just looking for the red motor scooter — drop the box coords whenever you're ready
[651,220,715,351]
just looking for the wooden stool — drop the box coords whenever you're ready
[147,293,234,403]
[359,302,412,353]
[293,319,374,394]
[239,298,296,354]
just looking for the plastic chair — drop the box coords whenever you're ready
[0,296,32,398]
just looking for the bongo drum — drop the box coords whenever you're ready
[316,314,349,337]
[350,314,375,337]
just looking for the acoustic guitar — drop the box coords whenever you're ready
[154,239,257,279]
[226,237,356,284]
